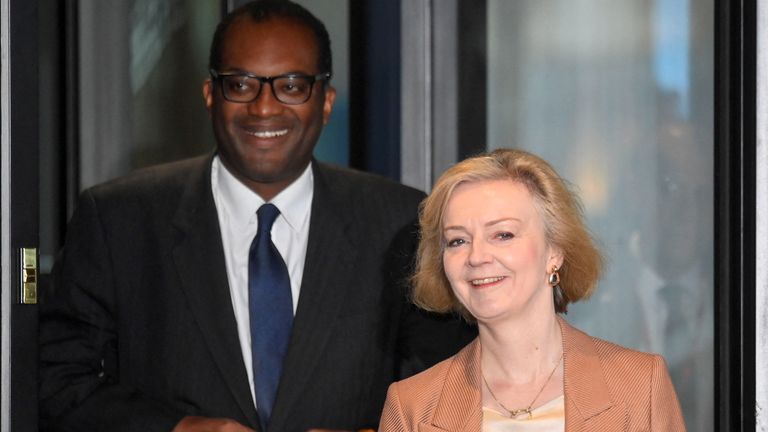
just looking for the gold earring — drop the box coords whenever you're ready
[548,266,561,287]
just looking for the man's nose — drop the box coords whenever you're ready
[247,83,283,116]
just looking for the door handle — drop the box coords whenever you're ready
[20,247,37,304]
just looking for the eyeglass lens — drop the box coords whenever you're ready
[221,75,315,105]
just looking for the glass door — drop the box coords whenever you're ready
[484,2,713,429]
[402,1,717,429]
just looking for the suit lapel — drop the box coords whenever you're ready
[170,156,259,427]
[426,340,483,432]
[560,318,626,431]
[268,162,358,430]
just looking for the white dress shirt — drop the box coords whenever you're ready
[211,155,313,407]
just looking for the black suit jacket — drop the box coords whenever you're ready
[39,155,475,432]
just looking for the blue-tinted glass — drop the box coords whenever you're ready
[487,1,713,429]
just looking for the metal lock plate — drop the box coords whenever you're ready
[20,248,37,304]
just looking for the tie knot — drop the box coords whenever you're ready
[257,203,281,231]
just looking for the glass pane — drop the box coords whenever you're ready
[130,0,220,166]
[486,1,713,429]
[293,0,350,166]
[78,0,220,189]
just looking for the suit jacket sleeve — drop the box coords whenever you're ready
[650,355,686,431]
[39,189,185,432]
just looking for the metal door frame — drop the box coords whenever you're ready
[1,0,12,425]
[755,0,767,428]
[1,0,40,430]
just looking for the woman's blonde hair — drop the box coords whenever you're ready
[412,148,603,319]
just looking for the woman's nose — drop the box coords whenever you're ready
[467,240,492,266]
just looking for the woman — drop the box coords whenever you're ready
[379,149,686,431]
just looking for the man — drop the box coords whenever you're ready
[38,1,474,431]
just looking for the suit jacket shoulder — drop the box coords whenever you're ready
[312,161,426,216]
[84,155,210,214]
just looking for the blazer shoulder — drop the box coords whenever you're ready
[385,352,456,424]
[564,319,660,373]
[567,323,674,405]
[383,340,481,431]
[589,333,662,373]
[394,353,455,395]
[388,339,477,408]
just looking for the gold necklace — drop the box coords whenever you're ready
[481,354,563,419]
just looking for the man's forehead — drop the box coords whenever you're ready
[218,17,320,72]
[226,15,315,44]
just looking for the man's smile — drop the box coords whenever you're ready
[245,128,289,139]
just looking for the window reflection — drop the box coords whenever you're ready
[486,1,713,429]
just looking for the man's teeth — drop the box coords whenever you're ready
[249,129,288,138]
[471,276,504,285]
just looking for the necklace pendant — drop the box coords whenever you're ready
[507,407,532,419]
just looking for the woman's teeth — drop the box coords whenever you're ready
[471,276,504,286]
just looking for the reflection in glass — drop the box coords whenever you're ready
[486,1,713,429]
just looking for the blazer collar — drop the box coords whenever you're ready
[170,154,260,427]
[428,340,483,432]
[560,316,625,430]
[425,318,622,432]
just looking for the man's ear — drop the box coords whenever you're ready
[322,85,336,125]
[203,79,214,113]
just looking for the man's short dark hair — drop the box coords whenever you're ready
[209,0,333,75]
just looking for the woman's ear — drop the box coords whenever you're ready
[548,247,565,271]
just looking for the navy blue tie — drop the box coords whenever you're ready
[249,203,293,430]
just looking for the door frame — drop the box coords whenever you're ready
[756,0,768,427]
[1,0,40,431]
[714,0,758,430]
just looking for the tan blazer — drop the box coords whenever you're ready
[379,317,686,432]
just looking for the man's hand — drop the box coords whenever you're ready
[172,416,256,432]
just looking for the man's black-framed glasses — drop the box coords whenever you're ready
[210,69,331,105]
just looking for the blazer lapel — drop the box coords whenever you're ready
[416,321,627,432]
[418,425,456,432]
[426,340,483,432]
[560,318,626,431]
[171,156,259,427]
[268,162,358,430]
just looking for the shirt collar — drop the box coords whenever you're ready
[213,156,313,231]
[269,163,313,232]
